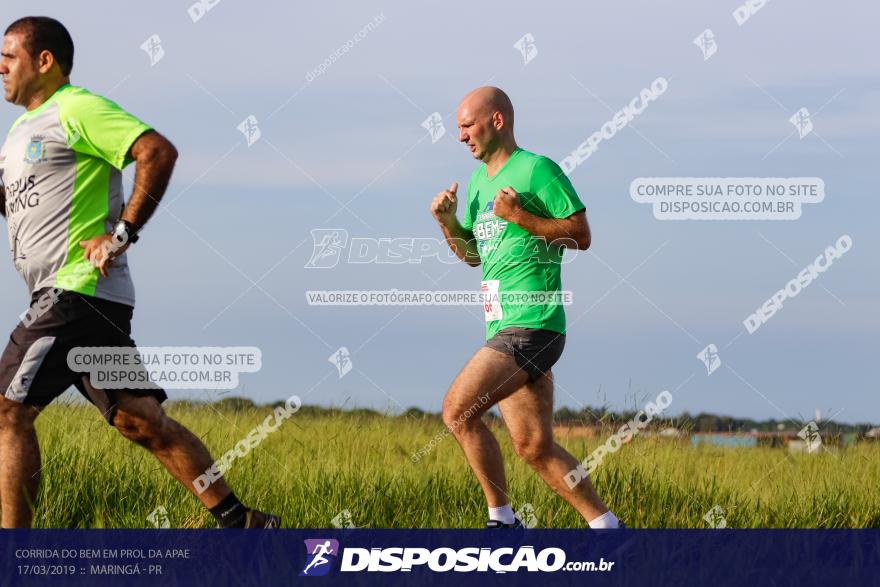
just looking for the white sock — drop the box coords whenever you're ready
[488,504,516,524]
[588,511,619,529]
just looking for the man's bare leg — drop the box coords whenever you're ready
[498,371,610,523]
[109,391,230,508]
[0,397,42,528]
[442,347,530,508]
[79,378,279,528]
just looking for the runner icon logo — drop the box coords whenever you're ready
[300,539,340,577]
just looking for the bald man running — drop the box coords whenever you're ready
[430,87,623,529]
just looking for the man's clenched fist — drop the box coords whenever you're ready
[492,186,523,223]
[430,181,459,225]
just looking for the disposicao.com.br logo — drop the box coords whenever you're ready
[300,540,615,575]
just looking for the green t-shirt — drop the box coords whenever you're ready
[0,84,152,306]
[461,148,585,339]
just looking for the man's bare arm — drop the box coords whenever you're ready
[121,130,178,232]
[493,187,590,250]
[438,217,481,267]
[430,181,481,267]
[78,130,178,277]
[509,208,590,250]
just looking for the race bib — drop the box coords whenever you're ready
[481,280,503,322]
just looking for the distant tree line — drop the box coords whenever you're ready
[166,398,875,434]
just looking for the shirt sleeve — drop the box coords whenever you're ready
[528,156,586,218]
[61,91,153,170]
[460,170,478,231]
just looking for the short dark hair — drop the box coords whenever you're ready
[5,17,74,76]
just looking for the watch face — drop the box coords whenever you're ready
[113,222,128,242]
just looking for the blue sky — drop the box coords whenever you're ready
[1,1,876,424]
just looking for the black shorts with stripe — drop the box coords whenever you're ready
[0,287,167,425]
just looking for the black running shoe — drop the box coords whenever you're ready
[243,510,282,528]
[485,518,524,528]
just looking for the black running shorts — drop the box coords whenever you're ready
[0,287,167,425]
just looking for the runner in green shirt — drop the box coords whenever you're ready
[460,146,584,340]
[431,86,623,529]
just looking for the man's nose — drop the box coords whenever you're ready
[458,130,467,142]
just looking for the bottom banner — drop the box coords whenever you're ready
[1,529,877,586]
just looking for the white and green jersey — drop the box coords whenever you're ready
[0,84,151,307]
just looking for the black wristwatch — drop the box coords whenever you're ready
[111,219,139,245]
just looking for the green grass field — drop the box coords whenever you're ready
[25,402,880,529]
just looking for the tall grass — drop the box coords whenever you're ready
[22,402,880,528]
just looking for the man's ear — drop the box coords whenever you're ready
[492,111,505,131]
[37,50,56,74]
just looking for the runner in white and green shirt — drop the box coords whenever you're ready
[431,86,624,529]
[0,16,278,529]
[2,82,150,305]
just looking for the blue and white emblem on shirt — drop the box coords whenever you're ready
[24,136,46,163]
